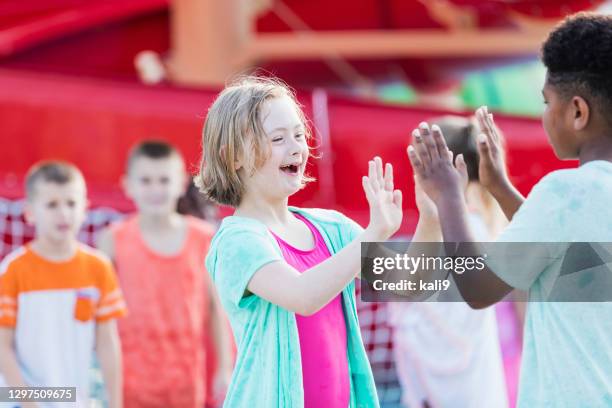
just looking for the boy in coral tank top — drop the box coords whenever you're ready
[97,141,232,408]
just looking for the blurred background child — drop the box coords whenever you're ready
[0,161,126,408]
[96,141,232,408]
[389,116,517,408]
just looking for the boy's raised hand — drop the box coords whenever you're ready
[475,106,510,194]
[407,122,468,206]
[362,157,403,240]
[475,106,525,219]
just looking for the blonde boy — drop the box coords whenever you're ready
[0,161,126,408]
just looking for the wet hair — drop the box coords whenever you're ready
[25,161,86,200]
[542,12,612,128]
[430,116,480,182]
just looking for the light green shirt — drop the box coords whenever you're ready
[493,161,612,407]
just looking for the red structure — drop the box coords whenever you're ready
[0,0,596,231]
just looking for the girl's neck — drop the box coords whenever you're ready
[234,194,293,226]
[579,134,612,165]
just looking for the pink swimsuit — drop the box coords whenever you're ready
[271,213,350,408]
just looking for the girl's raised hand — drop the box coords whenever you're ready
[475,106,510,194]
[362,157,403,241]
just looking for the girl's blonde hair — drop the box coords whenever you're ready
[194,76,313,207]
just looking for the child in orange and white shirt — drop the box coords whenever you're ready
[0,161,126,408]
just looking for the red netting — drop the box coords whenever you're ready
[0,197,404,406]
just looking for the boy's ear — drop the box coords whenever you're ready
[23,201,35,226]
[571,95,590,131]
[120,175,131,198]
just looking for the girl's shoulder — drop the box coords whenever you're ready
[289,206,355,226]
[205,215,280,276]
[215,214,268,234]
[209,215,271,251]
[290,207,364,246]
[215,207,354,232]
[208,207,363,255]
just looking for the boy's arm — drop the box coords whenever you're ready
[96,228,115,261]
[488,182,525,221]
[475,106,525,220]
[96,320,123,408]
[412,176,443,242]
[408,123,514,308]
[435,194,513,307]
[0,327,28,387]
[208,285,233,401]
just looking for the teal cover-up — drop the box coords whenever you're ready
[206,207,380,408]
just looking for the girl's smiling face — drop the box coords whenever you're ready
[239,94,310,203]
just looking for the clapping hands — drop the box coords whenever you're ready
[475,106,511,195]
[407,122,468,207]
[362,157,403,241]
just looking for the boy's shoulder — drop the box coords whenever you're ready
[77,243,113,266]
[184,215,216,237]
[533,162,611,196]
[0,243,112,276]
[0,244,112,279]
[105,214,132,234]
[110,213,216,238]
[539,166,582,184]
[0,246,29,276]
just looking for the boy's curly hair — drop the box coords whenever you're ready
[542,12,612,127]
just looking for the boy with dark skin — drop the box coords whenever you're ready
[408,13,612,407]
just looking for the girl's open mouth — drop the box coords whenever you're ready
[280,164,299,175]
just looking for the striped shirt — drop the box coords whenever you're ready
[0,243,127,407]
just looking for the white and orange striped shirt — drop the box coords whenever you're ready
[0,243,127,407]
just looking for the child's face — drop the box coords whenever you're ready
[542,80,580,159]
[25,180,87,244]
[240,94,309,202]
[124,155,187,216]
